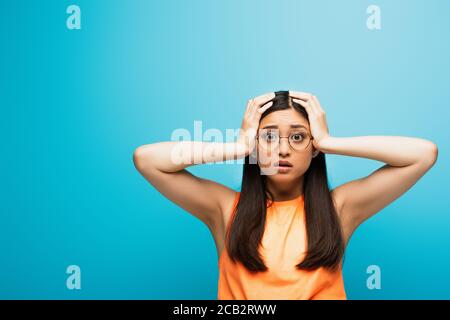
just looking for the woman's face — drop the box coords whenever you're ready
[257,108,317,182]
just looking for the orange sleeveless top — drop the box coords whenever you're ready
[217,192,346,300]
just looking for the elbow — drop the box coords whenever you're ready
[420,141,438,168]
[133,145,149,172]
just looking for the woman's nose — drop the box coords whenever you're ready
[279,138,291,155]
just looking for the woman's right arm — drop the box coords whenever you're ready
[133,141,245,229]
[132,92,275,230]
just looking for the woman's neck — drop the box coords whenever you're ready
[265,178,304,201]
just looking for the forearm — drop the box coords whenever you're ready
[133,141,247,173]
[319,135,438,167]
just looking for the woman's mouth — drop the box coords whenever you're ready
[274,160,293,173]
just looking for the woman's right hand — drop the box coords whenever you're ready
[236,92,275,156]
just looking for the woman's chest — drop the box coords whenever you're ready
[260,210,307,272]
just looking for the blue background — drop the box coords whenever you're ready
[1,0,448,299]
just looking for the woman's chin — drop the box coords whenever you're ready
[264,171,299,181]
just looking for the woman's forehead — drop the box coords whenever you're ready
[260,109,309,129]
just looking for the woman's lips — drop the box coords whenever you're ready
[276,166,292,173]
[274,160,293,167]
[274,160,293,173]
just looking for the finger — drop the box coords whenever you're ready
[292,98,309,110]
[246,98,254,111]
[253,92,275,108]
[293,98,315,117]
[246,98,258,118]
[254,92,275,102]
[289,91,312,101]
[257,101,273,114]
[249,93,274,117]
[245,98,257,117]
[311,95,325,114]
[307,98,319,116]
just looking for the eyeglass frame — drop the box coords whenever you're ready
[256,129,314,151]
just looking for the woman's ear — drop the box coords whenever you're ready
[312,148,319,158]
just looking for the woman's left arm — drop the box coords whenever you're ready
[289,91,439,236]
[319,135,438,233]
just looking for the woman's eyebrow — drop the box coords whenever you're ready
[261,124,308,129]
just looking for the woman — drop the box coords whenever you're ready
[133,90,438,299]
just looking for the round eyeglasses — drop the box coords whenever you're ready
[256,130,313,151]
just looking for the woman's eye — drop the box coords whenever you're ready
[266,133,277,141]
[291,133,304,141]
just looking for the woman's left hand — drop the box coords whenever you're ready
[288,91,331,151]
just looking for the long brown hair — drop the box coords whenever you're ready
[227,90,345,273]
